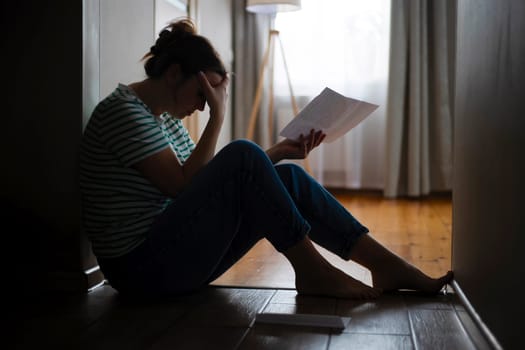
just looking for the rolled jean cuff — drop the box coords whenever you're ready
[340,225,369,260]
[270,220,312,254]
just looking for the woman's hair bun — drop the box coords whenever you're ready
[166,18,196,37]
[142,18,226,79]
[149,18,196,57]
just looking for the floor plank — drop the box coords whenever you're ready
[336,295,411,335]
[403,292,455,311]
[239,324,331,350]
[13,285,120,348]
[329,333,414,350]
[175,288,275,328]
[149,326,248,350]
[409,309,476,350]
[72,294,190,350]
[270,289,337,310]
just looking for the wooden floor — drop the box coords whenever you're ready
[12,191,494,349]
[13,284,491,349]
[213,190,453,289]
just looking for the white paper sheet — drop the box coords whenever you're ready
[279,87,379,143]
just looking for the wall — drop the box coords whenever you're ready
[453,0,525,348]
[0,0,233,293]
[192,0,234,150]
[96,0,233,149]
[2,0,102,293]
[100,0,155,99]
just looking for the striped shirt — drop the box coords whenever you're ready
[80,83,195,258]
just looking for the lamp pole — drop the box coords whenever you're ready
[245,0,310,172]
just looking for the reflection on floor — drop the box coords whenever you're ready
[13,284,492,349]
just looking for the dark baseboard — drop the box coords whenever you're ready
[13,264,105,296]
[451,280,503,350]
[40,265,105,293]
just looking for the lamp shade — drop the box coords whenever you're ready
[246,0,301,14]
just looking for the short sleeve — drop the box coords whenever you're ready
[98,101,170,167]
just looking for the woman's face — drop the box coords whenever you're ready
[169,70,223,119]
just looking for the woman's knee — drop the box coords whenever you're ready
[218,139,271,166]
[222,139,263,156]
[275,163,308,182]
[209,139,272,179]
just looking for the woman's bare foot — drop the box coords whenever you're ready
[349,235,454,294]
[296,263,382,299]
[372,264,453,294]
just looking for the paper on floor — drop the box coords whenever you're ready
[254,312,351,330]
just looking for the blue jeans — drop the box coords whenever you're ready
[98,140,368,297]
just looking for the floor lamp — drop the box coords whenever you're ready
[245,0,311,173]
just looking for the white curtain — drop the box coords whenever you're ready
[384,0,455,197]
[232,0,273,147]
[274,0,391,189]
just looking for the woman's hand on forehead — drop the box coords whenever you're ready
[198,71,229,119]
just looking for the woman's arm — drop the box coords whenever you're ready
[133,73,229,197]
[266,129,326,164]
[180,72,229,179]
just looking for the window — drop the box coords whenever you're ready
[275,0,391,188]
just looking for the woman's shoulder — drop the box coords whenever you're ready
[93,84,153,119]
[98,84,139,107]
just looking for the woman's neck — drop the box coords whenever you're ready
[129,79,168,116]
